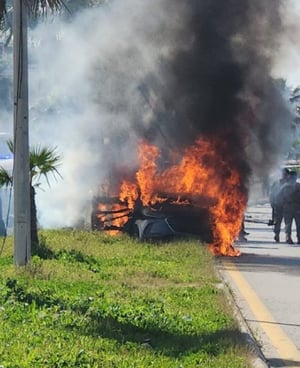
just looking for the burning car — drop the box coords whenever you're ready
[91,195,214,242]
[91,137,247,257]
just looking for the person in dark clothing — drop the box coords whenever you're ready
[280,171,300,244]
[269,168,290,242]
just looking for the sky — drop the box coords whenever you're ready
[272,0,300,87]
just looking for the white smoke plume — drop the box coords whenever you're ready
[28,0,189,227]
[273,0,300,85]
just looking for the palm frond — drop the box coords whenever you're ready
[3,140,62,187]
[0,167,12,187]
[30,145,62,187]
[0,0,64,23]
[26,0,63,17]
[7,139,13,154]
[0,0,6,27]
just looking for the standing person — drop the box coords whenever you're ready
[262,174,270,197]
[280,171,300,244]
[269,168,290,242]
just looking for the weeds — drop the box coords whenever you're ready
[0,230,253,367]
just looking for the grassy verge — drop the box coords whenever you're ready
[0,230,253,367]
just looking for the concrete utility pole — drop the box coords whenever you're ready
[13,0,31,265]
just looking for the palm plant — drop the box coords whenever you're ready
[0,140,62,253]
[0,1,6,26]
[0,0,62,24]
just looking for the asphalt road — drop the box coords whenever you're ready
[218,202,300,368]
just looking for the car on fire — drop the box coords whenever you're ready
[91,196,214,243]
[129,206,213,242]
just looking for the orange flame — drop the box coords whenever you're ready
[96,203,130,234]
[119,137,246,256]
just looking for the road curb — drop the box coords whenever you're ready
[216,260,269,368]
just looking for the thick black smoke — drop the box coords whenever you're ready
[130,0,293,188]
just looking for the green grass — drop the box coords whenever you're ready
[0,230,253,367]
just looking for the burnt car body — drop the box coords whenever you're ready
[91,196,214,243]
[128,207,213,242]
[133,212,175,240]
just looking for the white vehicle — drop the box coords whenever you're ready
[0,132,13,235]
[0,132,13,172]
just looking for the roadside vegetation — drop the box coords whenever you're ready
[0,140,62,251]
[0,230,253,367]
